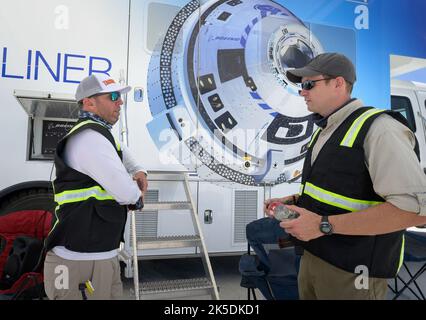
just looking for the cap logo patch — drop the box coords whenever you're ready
[103,79,115,86]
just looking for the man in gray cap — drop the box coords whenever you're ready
[264,52,426,299]
[44,73,148,300]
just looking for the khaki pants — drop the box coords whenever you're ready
[43,251,123,300]
[298,250,388,300]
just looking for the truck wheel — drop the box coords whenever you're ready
[0,188,55,216]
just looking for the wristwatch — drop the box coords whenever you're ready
[319,215,333,235]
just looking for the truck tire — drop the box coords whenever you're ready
[0,188,55,216]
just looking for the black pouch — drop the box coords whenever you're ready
[0,236,43,290]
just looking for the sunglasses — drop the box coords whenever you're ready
[300,78,334,91]
[89,91,121,101]
[109,91,121,101]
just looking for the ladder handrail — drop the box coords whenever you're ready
[183,173,220,300]
[130,210,140,300]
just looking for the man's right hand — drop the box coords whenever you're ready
[264,195,297,217]
[128,197,144,211]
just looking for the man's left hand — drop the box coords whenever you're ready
[133,171,148,196]
[279,205,323,241]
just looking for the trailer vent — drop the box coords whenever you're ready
[234,190,258,243]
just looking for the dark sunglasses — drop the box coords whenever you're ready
[109,91,121,101]
[300,78,334,91]
[90,91,121,101]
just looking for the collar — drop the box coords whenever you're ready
[78,110,113,130]
[312,98,360,129]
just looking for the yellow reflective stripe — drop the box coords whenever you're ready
[397,234,405,273]
[47,206,60,236]
[299,183,304,196]
[340,109,385,147]
[54,186,114,206]
[47,182,60,236]
[67,120,102,136]
[303,182,383,212]
[308,128,322,148]
[114,139,121,151]
[66,120,120,151]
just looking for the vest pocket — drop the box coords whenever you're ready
[89,203,126,251]
[94,203,125,223]
[329,146,365,175]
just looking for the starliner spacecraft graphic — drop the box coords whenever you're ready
[146,0,323,186]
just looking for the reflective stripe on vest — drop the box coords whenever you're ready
[340,108,385,147]
[299,183,305,196]
[67,120,101,136]
[114,139,121,152]
[54,185,114,206]
[308,128,322,148]
[398,235,405,273]
[67,120,121,151]
[303,182,383,212]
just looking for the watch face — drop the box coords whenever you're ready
[320,222,332,235]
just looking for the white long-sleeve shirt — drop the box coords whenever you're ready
[64,128,144,205]
[53,128,145,260]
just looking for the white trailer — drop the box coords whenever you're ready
[0,0,425,266]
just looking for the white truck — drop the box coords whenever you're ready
[0,0,425,264]
[390,55,426,173]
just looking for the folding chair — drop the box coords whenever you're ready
[389,229,426,300]
[239,239,299,300]
[263,246,299,300]
[239,243,259,300]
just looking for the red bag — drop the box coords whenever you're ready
[0,210,53,299]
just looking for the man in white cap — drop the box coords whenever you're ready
[264,53,426,299]
[44,73,148,300]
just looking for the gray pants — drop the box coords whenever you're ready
[298,250,388,300]
[43,251,123,300]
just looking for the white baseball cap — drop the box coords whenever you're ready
[75,73,131,102]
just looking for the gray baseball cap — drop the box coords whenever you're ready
[286,52,356,84]
[75,73,131,102]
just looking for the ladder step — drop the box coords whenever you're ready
[142,201,191,210]
[136,235,201,250]
[139,277,214,300]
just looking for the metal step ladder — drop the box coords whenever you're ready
[128,171,220,300]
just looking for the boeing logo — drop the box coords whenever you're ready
[253,4,281,15]
[211,36,240,41]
